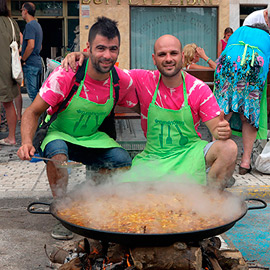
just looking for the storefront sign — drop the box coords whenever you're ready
[81,0,213,5]
[81,5,90,17]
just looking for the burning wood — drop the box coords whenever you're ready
[46,237,248,270]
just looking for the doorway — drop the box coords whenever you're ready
[38,18,63,61]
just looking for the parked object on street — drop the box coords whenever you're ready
[255,140,270,174]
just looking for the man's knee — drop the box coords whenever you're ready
[218,139,238,156]
[42,139,69,160]
[206,139,238,164]
[106,148,132,168]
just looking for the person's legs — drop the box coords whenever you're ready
[14,85,22,122]
[69,146,132,170]
[23,65,42,102]
[42,140,69,198]
[68,144,132,183]
[1,101,17,144]
[42,141,132,197]
[41,140,132,240]
[239,113,257,170]
[205,139,238,190]
[41,139,72,240]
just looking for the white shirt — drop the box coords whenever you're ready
[243,10,267,26]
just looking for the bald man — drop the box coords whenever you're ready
[62,34,237,190]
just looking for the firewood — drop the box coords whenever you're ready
[106,243,129,263]
[130,242,202,270]
[216,250,248,270]
[58,257,82,270]
[49,247,69,264]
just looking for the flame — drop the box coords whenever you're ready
[91,247,99,255]
[126,254,131,267]
[102,259,108,270]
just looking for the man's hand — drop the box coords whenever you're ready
[61,52,87,72]
[205,110,232,140]
[17,143,36,161]
[216,111,231,140]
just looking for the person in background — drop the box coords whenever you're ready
[214,23,270,175]
[0,0,20,145]
[243,5,270,27]
[182,43,217,70]
[62,35,238,191]
[217,27,233,58]
[17,17,137,240]
[21,2,43,102]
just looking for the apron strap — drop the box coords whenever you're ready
[45,59,88,125]
[152,71,187,106]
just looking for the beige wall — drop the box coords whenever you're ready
[80,0,230,69]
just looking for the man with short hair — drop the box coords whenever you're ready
[17,17,137,240]
[243,5,270,27]
[21,2,43,101]
[62,34,238,191]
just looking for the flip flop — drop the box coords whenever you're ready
[239,165,252,175]
[0,139,17,146]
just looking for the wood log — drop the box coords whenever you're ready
[216,250,248,270]
[106,243,129,263]
[130,242,202,270]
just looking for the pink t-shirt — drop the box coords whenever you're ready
[128,69,220,137]
[39,65,138,115]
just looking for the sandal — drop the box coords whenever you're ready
[239,165,252,175]
[51,222,74,240]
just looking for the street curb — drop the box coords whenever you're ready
[228,185,270,200]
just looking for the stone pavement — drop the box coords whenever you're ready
[0,94,270,200]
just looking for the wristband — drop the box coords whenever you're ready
[206,58,211,64]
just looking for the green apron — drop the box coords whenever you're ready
[40,59,121,151]
[132,72,208,184]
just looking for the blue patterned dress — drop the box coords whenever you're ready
[214,26,270,139]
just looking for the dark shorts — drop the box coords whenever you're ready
[39,139,132,171]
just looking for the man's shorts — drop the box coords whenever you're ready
[203,141,216,156]
[39,139,132,171]
[203,141,216,172]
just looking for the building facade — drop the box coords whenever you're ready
[7,0,269,69]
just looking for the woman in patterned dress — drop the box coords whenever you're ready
[214,23,270,175]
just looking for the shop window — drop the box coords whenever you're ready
[11,1,62,16]
[68,19,80,52]
[68,1,79,16]
[130,7,217,70]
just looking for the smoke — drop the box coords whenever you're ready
[55,165,245,234]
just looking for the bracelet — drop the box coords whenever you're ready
[206,58,211,63]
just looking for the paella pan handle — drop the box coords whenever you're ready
[245,198,267,210]
[27,202,51,214]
